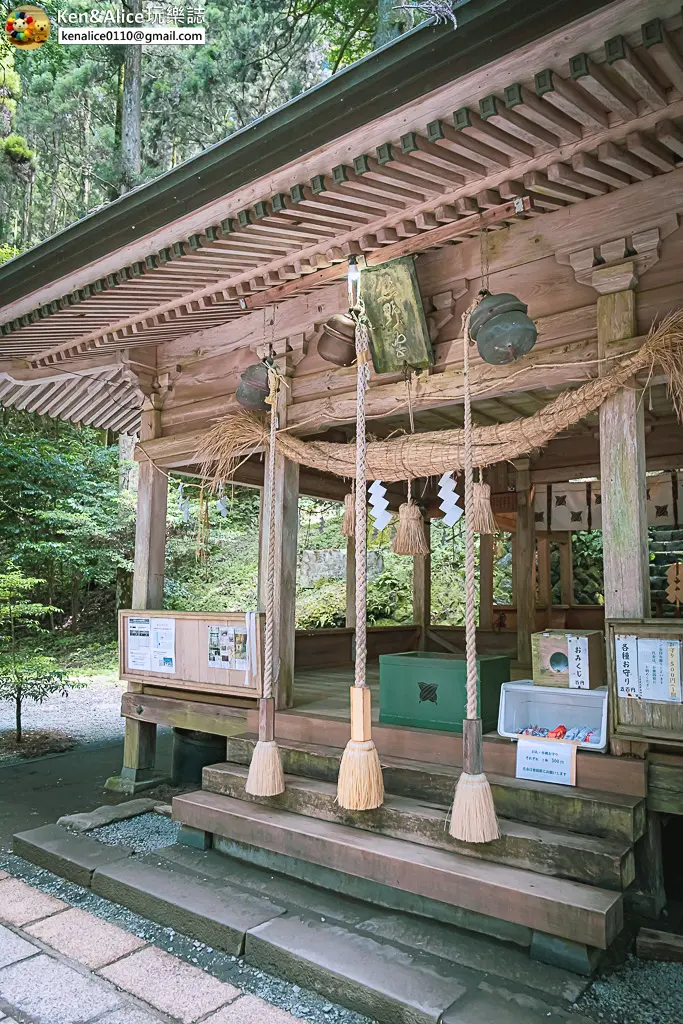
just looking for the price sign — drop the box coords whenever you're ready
[567,634,589,689]
[516,737,577,787]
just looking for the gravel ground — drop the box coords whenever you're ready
[577,954,683,1024]
[0,852,373,1024]
[0,679,130,746]
[89,812,181,853]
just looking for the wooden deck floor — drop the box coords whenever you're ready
[292,664,380,719]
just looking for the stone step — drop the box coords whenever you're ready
[652,551,683,566]
[100,849,593,1024]
[225,734,646,843]
[173,790,624,950]
[13,825,592,1019]
[158,844,590,998]
[204,763,634,890]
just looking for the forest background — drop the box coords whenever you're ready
[0,1,600,709]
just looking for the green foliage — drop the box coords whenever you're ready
[295,498,514,629]
[2,133,36,165]
[0,411,135,632]
[571,531,604,605]
[0,565,78,741]
[1,0,429,245]
[0,243,21,264]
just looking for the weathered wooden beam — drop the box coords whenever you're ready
[238,198,530,312]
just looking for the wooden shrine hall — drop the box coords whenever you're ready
[5,0,683,1006]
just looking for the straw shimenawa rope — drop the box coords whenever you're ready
[198,311,683,487]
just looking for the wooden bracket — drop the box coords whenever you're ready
[254,325,320,369]
[426,284,468,342]
[558,215,679,292]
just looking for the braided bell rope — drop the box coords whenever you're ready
[262,370,280,701]
[463,297,481,720]
[353,310,371,689]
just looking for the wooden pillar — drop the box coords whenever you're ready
[131,406,167,610]
[413,516,431,650]
[537,533,552,628]
[514,458,535,667]
[558,533,574,607]
[107,401,168,793]
[479,534,494,630]
[596,272,650,764]
[598,286,650,621]
[259,385,299,710]
[345,536,356,629]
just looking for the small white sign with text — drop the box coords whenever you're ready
[516,737,577,787]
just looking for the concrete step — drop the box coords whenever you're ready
[8,824,594,1020]
[204,763,634,890]
[173,790,624,950]
[97,846,591,1024]
[158,844,590,999]
[225,734,646,843]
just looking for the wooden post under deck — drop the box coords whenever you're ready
[108,401,168,793]
[259,384,299,710]
[514,458,535,668]
[558,533,574,608]
[537,533,552,629]
[413,516,431,651]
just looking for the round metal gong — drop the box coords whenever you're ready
[469,292,537,365]
[236,362,270,411]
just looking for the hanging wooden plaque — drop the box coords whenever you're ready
[361,256,433,374]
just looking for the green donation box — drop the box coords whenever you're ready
[379,651,510,733]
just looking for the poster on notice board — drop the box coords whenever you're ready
[127,616,175,674]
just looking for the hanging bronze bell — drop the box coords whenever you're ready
[235,362,270,411]
[318,314,356,366]
[469,292,537,365]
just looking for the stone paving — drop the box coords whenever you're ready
[0,872,305,1024]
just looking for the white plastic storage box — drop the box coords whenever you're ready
[497,681,608,753]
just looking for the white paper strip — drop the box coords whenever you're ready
[567,634,589,689]
[615,634,640,698]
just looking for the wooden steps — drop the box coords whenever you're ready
[173,790,624,950]
[226,734,646,843]
[204,763,634,890]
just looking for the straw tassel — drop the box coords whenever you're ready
[449,297,499,844]
[342,489,355,538]
[246,366,285,798]
[473,472,496,535]
[337,304,384,812]
[392,500,429,555]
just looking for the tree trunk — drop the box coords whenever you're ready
[47,559,55,631]
[118,431,138,492]
[375,0,409,48]
[121,0,142,194]
[70,572,81,634]
[15,687,22,744]
[21,178,32,246]
[82,99,91,214]
[48,132,60,235]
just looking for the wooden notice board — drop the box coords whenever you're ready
[119,610,264,700]
[607,618,683,747]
